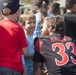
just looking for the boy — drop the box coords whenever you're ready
[20,10,36,75]
[63,0,76,45]
[0,0,28,75]
[33,16,76,75]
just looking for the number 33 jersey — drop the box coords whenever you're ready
[33,34,76,75]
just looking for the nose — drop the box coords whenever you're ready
[31,22,36,26]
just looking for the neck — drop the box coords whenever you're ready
[4,17,14,21]
[25,31,32,36]
[3,13,17,22]
[67,9,72,12]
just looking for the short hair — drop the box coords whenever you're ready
[34,0,49,8]
[43,16,66,34]
[20,10,36,26]
[65,0,76,9]
[49,2,60,15]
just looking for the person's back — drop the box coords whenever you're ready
[63,0,76,45]
[37,34,76,75]
[0,19,26,71]
[33,16,76,75]
[63,12,76,37]
[0,0,28,75]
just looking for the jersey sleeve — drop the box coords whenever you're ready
[33,37,45,62]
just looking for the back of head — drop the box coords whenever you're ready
[44,16,66,34]
[34,0,49,19]
[65,0,76,9]
[49,2,60,15]
[34,0,49,8]
[0,0,22,16]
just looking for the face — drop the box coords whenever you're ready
[24,18,36,32]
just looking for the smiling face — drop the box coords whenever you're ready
[24,18,36,32]
[20,10,36,33]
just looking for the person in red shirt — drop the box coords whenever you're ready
[0,0,28,75]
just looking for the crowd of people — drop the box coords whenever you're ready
[0,0,76,75]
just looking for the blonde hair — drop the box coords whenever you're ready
[20,10,36,26]
[42,16,66,36]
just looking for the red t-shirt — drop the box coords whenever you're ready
[0,19,28,72]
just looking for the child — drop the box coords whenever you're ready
[20,10,36,75]
[33,16,76,75]
[33,0,54,38]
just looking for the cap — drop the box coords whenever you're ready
[0,0,23,15]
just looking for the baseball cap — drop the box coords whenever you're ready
[0,0,23,15]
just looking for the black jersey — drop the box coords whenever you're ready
[33,34,76,75]
[63,12,76,37]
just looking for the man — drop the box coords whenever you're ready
[0,0,28,75]
[63,0,76,45]
[33,16,76,75]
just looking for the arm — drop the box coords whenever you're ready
[24,54,33,59]
[22,47,28,56]
[19,26,28,56]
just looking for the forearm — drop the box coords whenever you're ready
[22,47,28,56]
[24,54,33,59]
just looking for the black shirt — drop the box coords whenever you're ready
[63,12,76,37]
[33,34,76,75]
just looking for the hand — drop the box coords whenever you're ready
[42,68,49,75]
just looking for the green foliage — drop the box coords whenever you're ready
[21,0,32,3]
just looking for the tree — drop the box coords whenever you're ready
[20,0,32,4]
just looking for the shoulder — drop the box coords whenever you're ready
[47,12,54,17]
[17,23,24,30]
[34,37,43,52]
[35,12,41,17]
[35,12,42,21]
[34,36,50,46]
